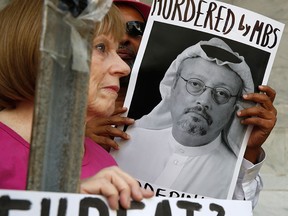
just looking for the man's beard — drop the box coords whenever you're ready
[120,74,131,88]
[176,106,213,136]
[124,59,134,69]
[177,117,207,136]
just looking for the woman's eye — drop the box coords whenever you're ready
[94,43,105,52]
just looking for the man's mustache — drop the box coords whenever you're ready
[183,106,213,126]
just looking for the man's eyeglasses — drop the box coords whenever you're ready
[126,21,145,37]
[180,76,239,104]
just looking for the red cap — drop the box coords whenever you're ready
[113,0,151,21]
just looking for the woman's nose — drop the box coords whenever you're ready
[111,53,130,77]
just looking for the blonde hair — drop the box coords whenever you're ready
[0,0,42,109]
[94,4,125,41]
[0,1,125,109]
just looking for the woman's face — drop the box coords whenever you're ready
[87,34,130,120]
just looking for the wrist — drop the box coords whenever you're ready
[244,147,262,164]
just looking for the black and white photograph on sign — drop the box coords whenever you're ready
[126,22,270,121]
[111,0,284,200]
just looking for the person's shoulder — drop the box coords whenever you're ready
[0,121,30,148]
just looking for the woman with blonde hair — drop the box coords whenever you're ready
[0,0,153,210]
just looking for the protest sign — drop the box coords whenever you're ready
[0,189,252,215]
[111,0,285,199]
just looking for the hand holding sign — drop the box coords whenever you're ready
[80,166,154,210]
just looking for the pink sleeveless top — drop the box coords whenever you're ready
[0,122,117,189]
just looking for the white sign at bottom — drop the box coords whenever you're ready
[0,189,252,216]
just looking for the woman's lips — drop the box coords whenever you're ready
[104,85,120,94]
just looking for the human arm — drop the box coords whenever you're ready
[85,107,135,151]
[238,85,277,163]
[80,166,154,210]
[234,85,277,206]
[233,158,264,207]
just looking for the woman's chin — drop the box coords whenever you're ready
[87,102,115,118]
